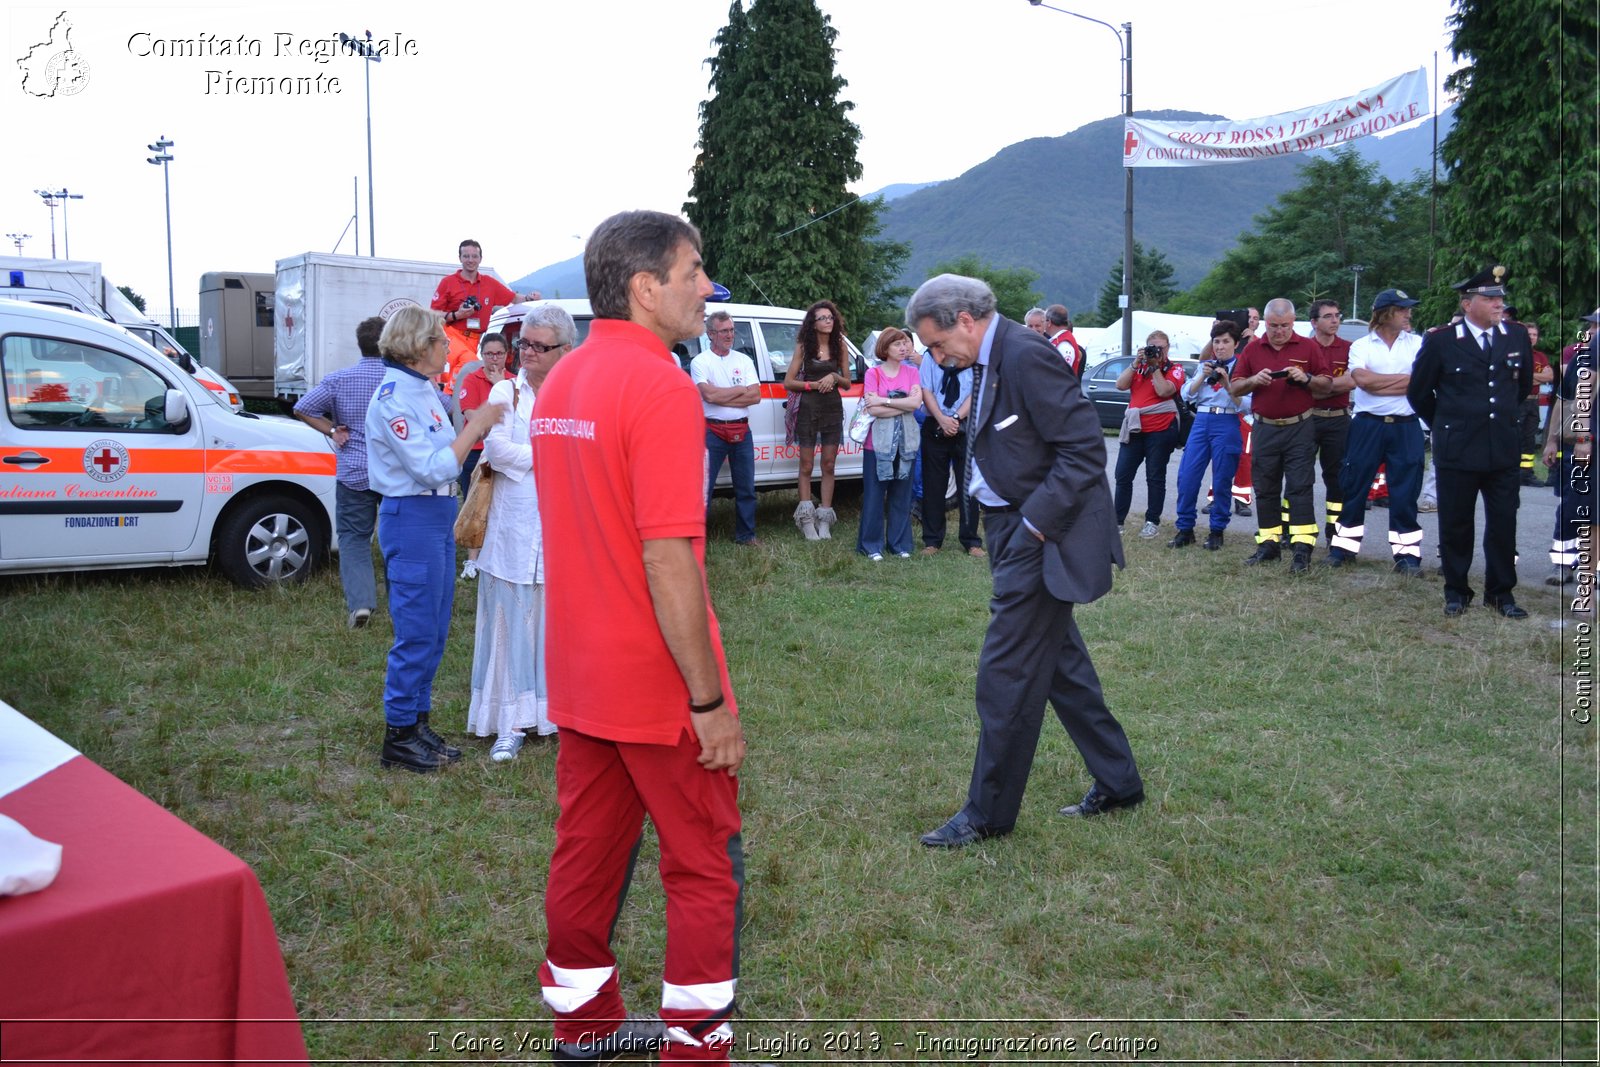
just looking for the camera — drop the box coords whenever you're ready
[1203,360,1226,385]
[461,296,481,311]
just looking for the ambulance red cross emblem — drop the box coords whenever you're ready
[389,416,409,440]
[83,439,129,483]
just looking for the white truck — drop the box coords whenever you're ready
[273,252,512,404]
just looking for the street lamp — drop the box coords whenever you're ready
[338,30,381,257]
[6,233,30,256]
[1028,1,1133,359]
[1348,264,1367,320]
[34,188,83,258]
[147,136,176,328]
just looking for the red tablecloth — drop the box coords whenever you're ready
[0,755,308,1066]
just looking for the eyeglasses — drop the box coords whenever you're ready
[515,338,568,355]
[1317,312,1342,320]
[813,315,834,323]
[709,327,736,336]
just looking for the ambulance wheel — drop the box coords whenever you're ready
[216,495,323,588]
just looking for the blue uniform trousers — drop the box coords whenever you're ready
[1551,452,1597,566]
[1175,412,1242,533]
[379,494,457,727]
[704,427,758,544]
[1332,414,1424,561]
[336,482,382,614]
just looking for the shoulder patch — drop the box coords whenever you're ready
[377,381,396,400]
[388,416,409,440]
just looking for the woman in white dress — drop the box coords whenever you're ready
[466,306,577,760]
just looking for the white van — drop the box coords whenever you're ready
[0,302,336,587]
[487,299,872,488]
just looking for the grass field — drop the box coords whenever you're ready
[1,487,1595,1063]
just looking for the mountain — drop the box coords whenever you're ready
[880,107,1452,319]
[509,256,585,300]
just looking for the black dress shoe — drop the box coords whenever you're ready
[1201,501,1213,514]
[919,813,992,849]
[381,725,447,773]
[1234,502,1252,517]
[1167,529,1195,548]
[1289,545,1312,574]
[1204,530,1224,551]
[415,713,463,761]
[1443,600,1468,617]
[1487,598,1529,619]
[1059,783,1144,818]
[1393,557,1422,576]
[1244,542,1281,565]
[1327,548,1352,568]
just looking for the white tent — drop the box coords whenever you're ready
[1075,311,1313,365]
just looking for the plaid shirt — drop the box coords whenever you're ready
[293,357,388,491]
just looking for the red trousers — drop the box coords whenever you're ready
[540,727,743,1063]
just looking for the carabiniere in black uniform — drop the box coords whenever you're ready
[1407,265,1536,617]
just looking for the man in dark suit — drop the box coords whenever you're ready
[1407,265,1536,618]
[907,274,1141,849]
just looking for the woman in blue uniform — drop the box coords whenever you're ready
[365,306,504,772]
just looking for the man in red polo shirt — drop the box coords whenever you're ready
[430,239,539,395]
[1306,298,1355,543]
[532,210,746,1065]
[1230,298,1333,573]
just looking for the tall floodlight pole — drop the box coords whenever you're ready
[339,30,382,256]
[147,136,176,328]
[1028,2,1133,358]
[1349,264,1366,321]
[6,233,30,255]
[35,189,83,258]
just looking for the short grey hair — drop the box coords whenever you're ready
[705,310,732,331]
[1263,298,1296,321]
[905,273,998,331]
[1024,307,1047,323]
[522,303,577,346]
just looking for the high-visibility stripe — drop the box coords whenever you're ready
[1330,522,1363,554]
[540,962,615,1014]
[1390,529,1423,559]
[1255,525,1282,544]
[662,978,736,1012]
[1553,538,1581,566]
[1520,454,1535,469]
[1288,523,1318,546]
[5,446,333,477]
[1325,500,1342,518]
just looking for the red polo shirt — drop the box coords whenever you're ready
[532,318,737,745]
[1312,335,1352,410]
[1234,333,1330,420]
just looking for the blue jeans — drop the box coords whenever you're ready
[705,427,757,543]
[1113,423,1181,526]
[858,451,914,556]
[1175,413,1242,532]
[378,494,456,727]
[337,482,382,614]
[458,447,482,499]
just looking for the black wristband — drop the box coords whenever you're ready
[689,694,725,714]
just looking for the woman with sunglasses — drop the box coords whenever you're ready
[783,299,852,540]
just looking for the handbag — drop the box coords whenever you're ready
[783,355,805,446]
[847,365,879,445]
[452,380,517,549]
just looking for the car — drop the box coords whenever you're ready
[487,299,873,490]
[1082,354,1202,430]
[0,302,336,587]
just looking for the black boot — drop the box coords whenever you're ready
[1204,530,1224,551]
[1167,529,1195,549]
[1244,541,1281,565]
[382,725,446,773]
[1289,544,1312,574]
[415,713,462,761]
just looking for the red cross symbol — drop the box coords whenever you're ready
[1123,129,1140,157]
[93,448,121,473]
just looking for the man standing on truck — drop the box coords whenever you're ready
[431,239,540,396]
[293,315,387,629]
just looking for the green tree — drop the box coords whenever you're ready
[927,254,1042,323]
[1094,242,1179,324]
[1168,150,1432,320]
[1436,0,1598,334]
[685,0,905,330]
[117,285,146,313]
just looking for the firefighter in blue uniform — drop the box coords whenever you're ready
[365,306,504,771]
[1407,265,1536,618]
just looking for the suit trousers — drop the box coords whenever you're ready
[1249,419,1316,545]
[1436,465,1521,604]
[962,509,1141,834]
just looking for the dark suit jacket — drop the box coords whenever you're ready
[971,315,1124,603]
[1408,319,1535,471]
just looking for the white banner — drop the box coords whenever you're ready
[1123,67,1431,168]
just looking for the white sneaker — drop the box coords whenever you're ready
[868,552,883,562]
[490,732,525,761]
[347,607,372,630]
[896,551,911,558]
[1139,520,1160,539]
[459,560,478,580]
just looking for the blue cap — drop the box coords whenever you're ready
[1372,288,1420,311]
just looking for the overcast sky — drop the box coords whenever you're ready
[5,0,1462,320]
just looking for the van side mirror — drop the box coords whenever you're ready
[164,389,190,429]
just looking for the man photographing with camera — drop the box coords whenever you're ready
[430,238,540,396]
[1112,331,1186,539]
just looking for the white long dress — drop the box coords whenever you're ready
[466,372,554,737]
